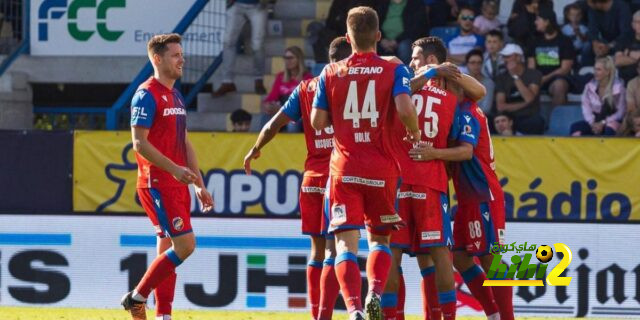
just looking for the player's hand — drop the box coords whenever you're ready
[243,146,261,175]
[172,166,198,184]
[195,185,214,213]
[409,142,438,161]
[404,129,421,143]
[437,62,462,80]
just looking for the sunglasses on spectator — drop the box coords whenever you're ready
[283,55,296,60]
[460,15,475,21]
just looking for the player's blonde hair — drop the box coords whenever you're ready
[346,6,379,51]
[147,33,182,58]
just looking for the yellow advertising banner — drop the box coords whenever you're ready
[73,131,640,221]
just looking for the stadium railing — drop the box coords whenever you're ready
[0,0,28,77]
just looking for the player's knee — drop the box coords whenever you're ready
[452,251,472,271]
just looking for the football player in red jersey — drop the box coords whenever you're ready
[310,7,420,320]
[243,36,352,320]
[121,34,214,320]
[409,38,512,320]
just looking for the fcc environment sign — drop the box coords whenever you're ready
[31,0,225,56]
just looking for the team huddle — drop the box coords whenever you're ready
[124,6,511,320]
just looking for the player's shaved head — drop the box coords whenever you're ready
[346,6,379,51]
[412,37,448,64]
[328,36,352,62]
[147,33,182,58]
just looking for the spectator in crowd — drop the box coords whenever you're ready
[625,60,640,113]
[262,46,312,128]
[571,56,626,135]
[562,3,589,65]
[527,6,575,107]
[376,0,428,64]
[213,0,268,97]
[312,0,378,63]
[466,49,494,113]
[447,6,485,65]
[494,111,523,135]
[614,11,640,83]
[495,43,546,134]
[584,0,631,66]
[231,109,253,132]
[482,29,505,80]
[446,0,483,17]
[424,0,448,28]
[508,0,553,48]
[473,0,501,35]
[618,108,640,136]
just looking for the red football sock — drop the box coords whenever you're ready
[461,265,498,316]
[135,249,182,298]
[366,245,392,295]
[319,258,340,320]
[154,270,176,316]
[335,252,362,313]
[397,267,405,320]
[381,292,398,320]
[421,267,439,320]
[492,285,514,320]
[438,290,456,320]
[307,260,323,319]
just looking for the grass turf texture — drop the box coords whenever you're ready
[0,307,624,320]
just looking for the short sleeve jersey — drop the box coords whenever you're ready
[130,77,187,189]
[391,84,459,193]
[313,52,412,178]
[281,77,333,177]
[450,99,503,203]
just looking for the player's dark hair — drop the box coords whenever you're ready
[328,36,352,62]
[346,6,379,51]
[486,29,503,41]
[147,33,182,57]
[230,109,252,124]
[412,37,447,64]
[465,49,484,64]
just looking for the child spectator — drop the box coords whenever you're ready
[494,112,523,135]
[231,109,253,132]
[482,29,505,80]
[561,3,589,60]
[473,0,501,35]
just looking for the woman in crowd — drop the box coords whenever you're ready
[571,56,626,136]
[618,108,640,137]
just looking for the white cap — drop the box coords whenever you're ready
[500,43,524,56]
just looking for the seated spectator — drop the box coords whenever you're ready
[508,0,553,48]
[626,61,640,113]
[527,6,575,107]
[312,0,378,63]
[466,49,494,113]
[618,108,640,136]
[561,3,589,65]
[495,44,546,134]
[614,11,640,83]
[473,0,501,36]
[482,29,505,80]
[262,46,312,126]
[231,109,253,132]
[447,0,483,17]
[571,56,626,136]
[494,112,523,135]
[583,0,632,66]
[376,0,428,64]
[447,6,485,65]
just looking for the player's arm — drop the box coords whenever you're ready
[130,90,196,184]
[311,69,332,130]
[185,133,213,212]
[244,111,291,174]
[409,141,473,161]
[410,63,462,93]
[394,65,421,142]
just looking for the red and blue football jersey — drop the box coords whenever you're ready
[312,52,412,178]
[130,77,187,189]
[391,84,459,193]
[451,99,503,202]
[281,77,333,177]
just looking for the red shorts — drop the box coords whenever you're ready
[300,175,330,236]
[327,175,402,235]
[391,184,453,254]
[453,192,506,256]
[137,187,192,238]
